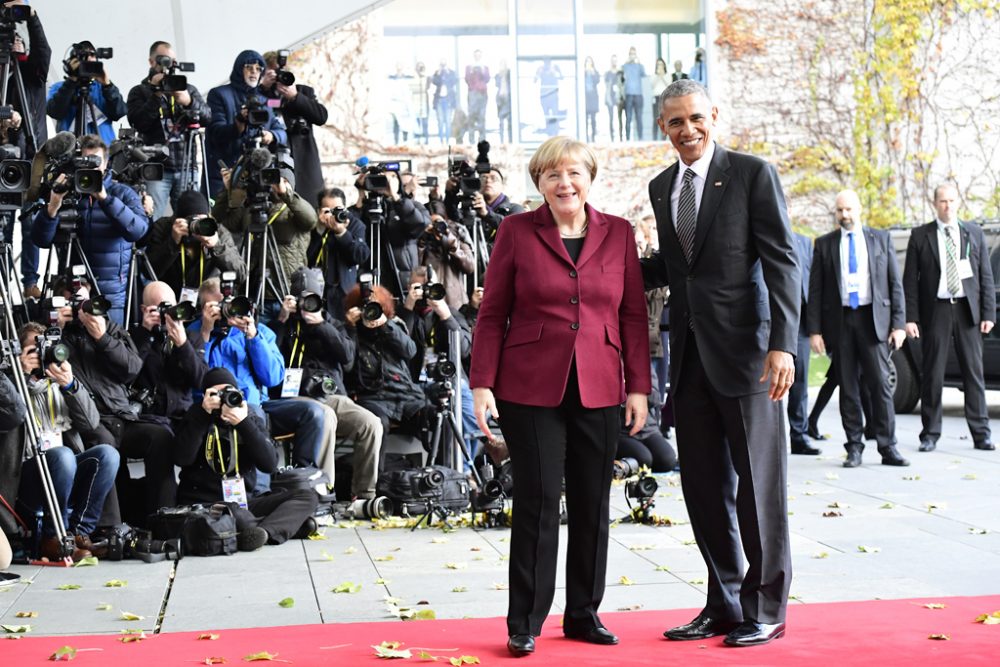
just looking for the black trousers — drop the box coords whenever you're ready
[233,488,318,544]
[497,368,619,637]
[673,336,791,624]
[836,306,896,450]
[919,298,991,444]
[117,421,177,521]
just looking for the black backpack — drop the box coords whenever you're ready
[376,465,470,516]
[270,466,337,515]
[147,503,238,556]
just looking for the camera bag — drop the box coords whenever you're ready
[270,466,337,514]
[147,503,237,556]
[376,464,470,516]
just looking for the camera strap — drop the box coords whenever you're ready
[313,231,330,267]
[205,424,239,477]
[267,204,288,226]
[179,248,205,288]
[288,322,306,368]
[31,383,65,453]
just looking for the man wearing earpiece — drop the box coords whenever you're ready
[47,40,125,145]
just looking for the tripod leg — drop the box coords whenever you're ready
[427,411,444,466]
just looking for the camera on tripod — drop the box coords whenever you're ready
[0,142,30,212]
[242,95,271,128]
[152,54,195,93]
[613,457,658,500]
[68,43,113,82]
[425,352,456,405]
[358,272,383,323]
[108,129,167,186]
[449,140,492,198]
[361,161,400,193]
[0,3,30,23]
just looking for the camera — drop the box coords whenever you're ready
[625,472,658,500]
[219,295,254,320]
[297,293,323,313]
[186,216,218,239]
[274,49,295,86]
[416,281,446,304]
[412,466,445,495]
[612,457,640,481]
[219,386,244,408]
[426,353,456,382]
[108,129,167,187]
[70,44,113,81]
[358,272,383,322]
[0,143,30,212]
[362,161,400,193]
[322,206,350,223]
[243,95,270,127]
[158,300,197,323]
[34,332,70,374]
[48,154,103,196]
[0,4,29,22]
[153,54,196,93]
[301,373,337,399]
[63,266,111,316]
[343,496,391,520]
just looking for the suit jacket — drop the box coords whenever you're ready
[469,203,651,408]
[794,232,813,337]
[641,145,800,398]
[903,221,996,327]
[807,226,905,347]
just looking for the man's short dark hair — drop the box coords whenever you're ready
[317,187,347,207]
[18,322,46,346]
[52,273,92,296]
[79,134,107,154]
[658,79,711,113]
[149,41,171,57]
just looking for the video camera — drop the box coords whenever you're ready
[235,142,293,229]
[152,54,196,93]
[0,142,31,213]
[67,43,113,82]
[361,160,400,193]
[449,140,492,198]
[108,129,167,188]
[33,132,104,226]
[242,95,271,128]
[358,272,383,323]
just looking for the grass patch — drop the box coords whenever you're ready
[808,352,830,387]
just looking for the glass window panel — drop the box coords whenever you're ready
[517,57,576,143]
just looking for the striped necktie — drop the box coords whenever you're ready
[676,168,697,265]
[944,226,960,296]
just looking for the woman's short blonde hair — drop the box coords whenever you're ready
[527,137,598,189]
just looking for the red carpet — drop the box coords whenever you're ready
[4,596,998,665]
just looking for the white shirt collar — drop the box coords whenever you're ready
[678,141,716,181]
[839,224,864,238]
[936,218,959,231]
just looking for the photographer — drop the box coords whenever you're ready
[352,167,429,298]
[206,50,287,197]
[174,367,318,551]
[260,50,328,204]
[343,282,431,449]
[145,190,245,299]
[272,268,383,499]
[46,41,125,144]
[445,165,523,243]
[31,134,149,326]
[45,274,176,524]
[214,167,316,307]
[1,1,50,300]
[418,201,474,309]
[126,40,211,218]
[13,322,120,562]
[307,187,369,320]
[189,277,326,482]
[128,281,208,422]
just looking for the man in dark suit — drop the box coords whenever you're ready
[641,80,800,648]
[807,190,909,468]
[790,232,820,454]
[903,184,996,451]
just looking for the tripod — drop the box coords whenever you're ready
[178,125,210,200]
[72,78,104,138]
[0,258,72,565]
[0,213,30,329]
[242,210,291,313]
[123,248,159,328]
[364,198,405,299]
[0,46,39,156]
[37,226,101,300]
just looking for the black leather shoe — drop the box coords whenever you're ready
[293,516,318,540]
[791,440,821,455]
[918,439,936,452]
[664,613,741,641]
[507,634,535,657]
[879,446,911,466]
[974,440,995,451]
[807,424,828,441]
[843,445,863,468]
[723,621,786,647]
[564,626,618,645]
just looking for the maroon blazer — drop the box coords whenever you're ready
[470,203,651,408]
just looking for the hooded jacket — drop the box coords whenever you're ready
[206,50,288,197]
[32,173,149,304]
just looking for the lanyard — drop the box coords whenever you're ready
[313,230,330,267]
[179,247,205,287]
[289,321,306,368]
[206,424,240,477]
[32,382,58,430]
[268,204,288,226]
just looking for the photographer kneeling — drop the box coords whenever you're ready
[14,323,119,562]
[174,368,317,551]
[145,190,245,300]
[273,268,383,499]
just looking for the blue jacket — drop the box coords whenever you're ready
[46,79,126,146]
[32,173,148,303]
[206,50,287,197]
[187,319,285,406]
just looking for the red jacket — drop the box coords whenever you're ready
[470,203,651,408]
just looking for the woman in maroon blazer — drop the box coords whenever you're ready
[471,137,650,656]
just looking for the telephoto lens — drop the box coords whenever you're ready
[161,301,197,322]
[220,295,254,320]
[298,293,323,313]
[219,386,244,408]
[362,301,384,322]
[187,217,218,237]
[347,497,390,520]
[425,283,446,302]
[612,457,640,481]
[81,295,112,317]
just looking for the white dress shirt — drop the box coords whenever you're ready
[839,226,871,307]
[670,140,716,230]
[935,220,966,299]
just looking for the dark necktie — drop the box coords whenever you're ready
[676,168,697,265]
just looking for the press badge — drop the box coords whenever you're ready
[281,368,304,397]
[222,475,248,509]
[38,430,64,452]
[957,259,974,280]
[846,273,862,294]
[180,287,199,305]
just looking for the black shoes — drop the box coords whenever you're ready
[974,440,995,451]
[723,621,786,647]
[293,516,318,540]
[507,634,535,657]
[237,526,268,552]
[879,446,911,466]
[918,439,937,452]
[843,444,863,468]
[564,626,619,645]
[664,613,741,641]
[791,440,821,455]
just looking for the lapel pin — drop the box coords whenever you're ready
[714,181,722,187]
